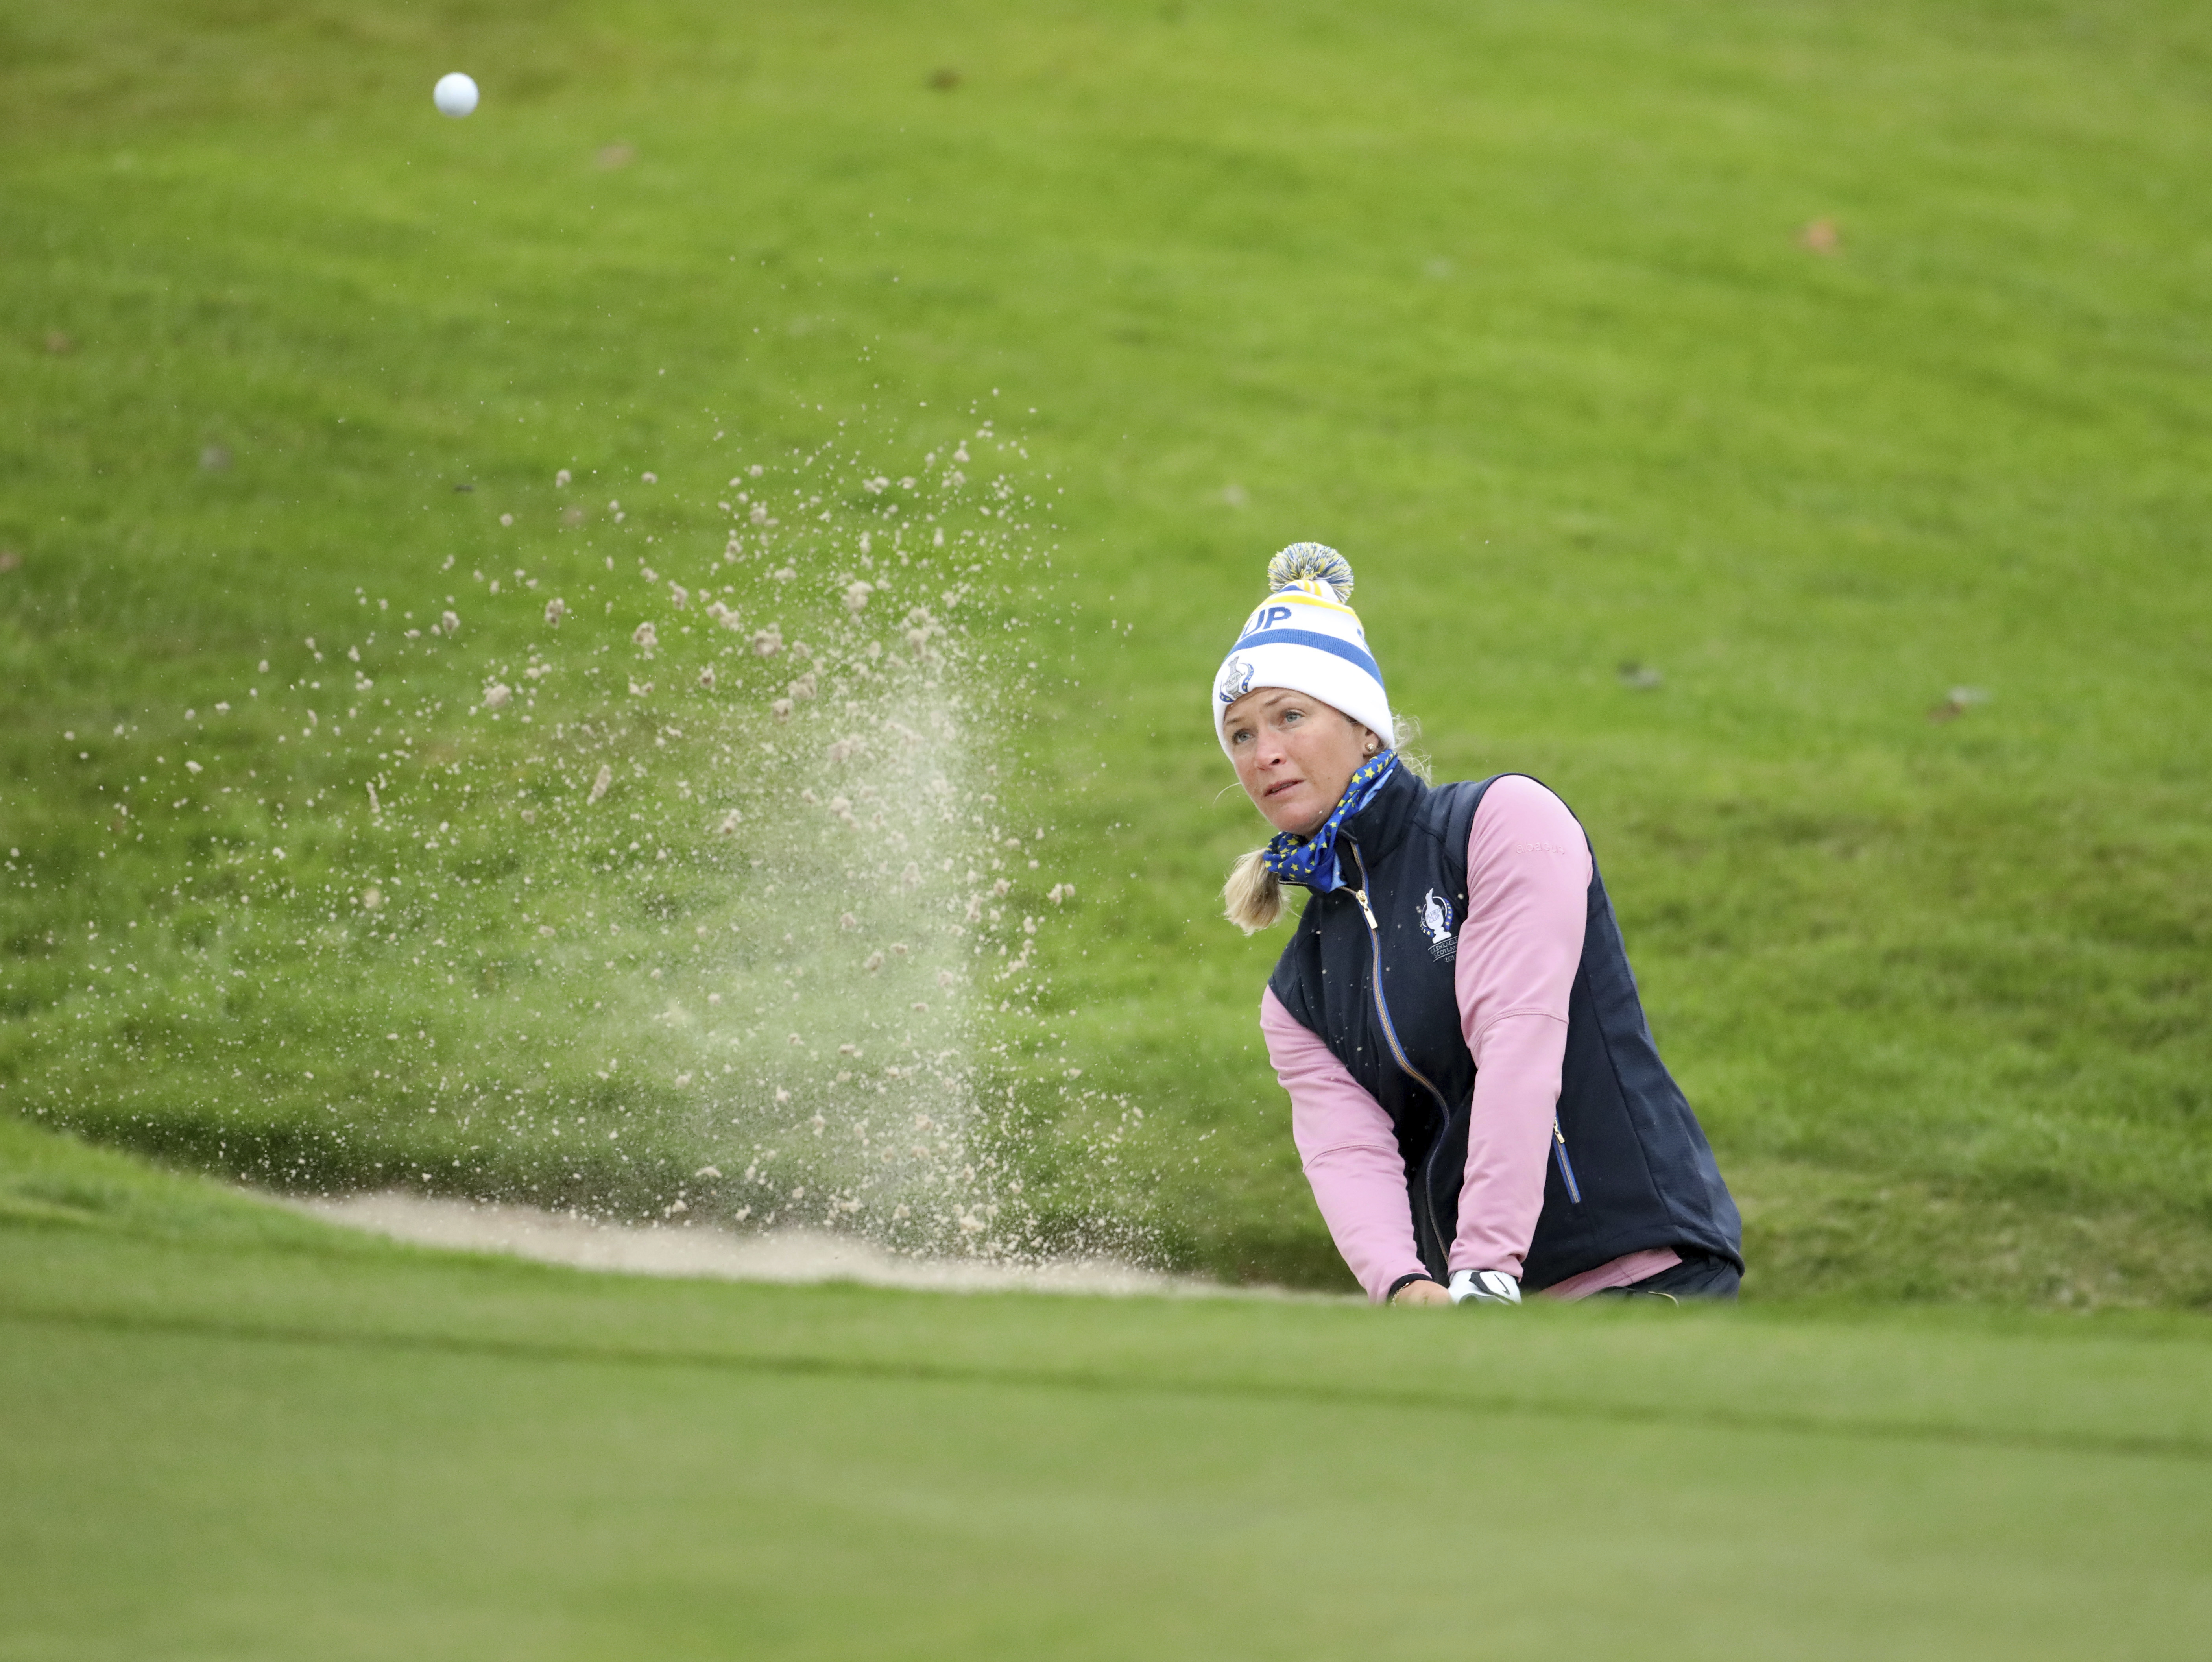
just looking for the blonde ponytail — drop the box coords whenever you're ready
[1389,711,1432,781]
[1222,848,1286,934]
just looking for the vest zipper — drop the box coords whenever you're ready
[1345,840,1459,1272]
[1345,849,1451,1112]
[1552,1121,1583,1204]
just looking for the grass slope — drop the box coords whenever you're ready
[2,0,2210,1301]
[5,1120,2212,1659]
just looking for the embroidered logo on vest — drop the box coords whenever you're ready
[1419,888,1457,960]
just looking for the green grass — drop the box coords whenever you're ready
[4,0,2212,1302]
[5,1117,2212,1658]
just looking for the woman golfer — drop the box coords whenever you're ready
[1218,545,1744,1306]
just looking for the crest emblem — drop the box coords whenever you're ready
[1419,888,1456,959]
[1216,652,1256,705]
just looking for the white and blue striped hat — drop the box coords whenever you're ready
[1211,543,1393,757]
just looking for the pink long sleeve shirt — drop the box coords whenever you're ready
[1260,774,1680,1302]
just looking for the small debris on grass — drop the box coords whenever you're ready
[587,763,613,803]
[1928,686,1991,723]
[1617,660,1664,690]
[1799,217,1840,255]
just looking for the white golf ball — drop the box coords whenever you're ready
[433,73,479,118]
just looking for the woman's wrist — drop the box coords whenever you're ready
[1386,1272,1442,1304]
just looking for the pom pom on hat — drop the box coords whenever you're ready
[1267,542,1354,602]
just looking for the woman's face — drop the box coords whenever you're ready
[1222,687,1376,837]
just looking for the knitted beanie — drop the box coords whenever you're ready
[1211,543,1393,758]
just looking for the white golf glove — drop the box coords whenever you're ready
[1449,1268,1522,1306]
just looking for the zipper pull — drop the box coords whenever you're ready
[1345,841,1379,929]
[1551,1118,1583,1204]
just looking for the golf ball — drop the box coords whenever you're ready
[433,72,478,118]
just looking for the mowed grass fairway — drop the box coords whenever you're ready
[6,1125,2212,1660]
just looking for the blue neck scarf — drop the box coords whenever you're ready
[1260,751,1398,894]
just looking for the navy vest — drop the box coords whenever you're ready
[1267,768,1744,1290]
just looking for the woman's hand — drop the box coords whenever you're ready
[1389,1278,1451,1307]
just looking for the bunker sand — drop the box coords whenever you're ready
[298,1190,1250,1298]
